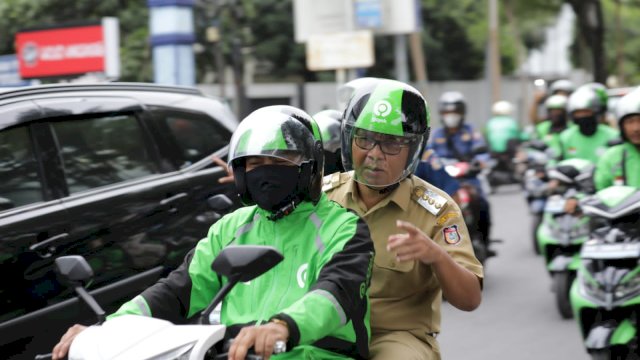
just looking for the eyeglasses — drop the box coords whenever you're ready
[354,135,410,155]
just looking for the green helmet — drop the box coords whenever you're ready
[615,86,640,141]
[341,79,430,187]
[567,87,604,118]
[544,94,568,110]
[228,105,324,205]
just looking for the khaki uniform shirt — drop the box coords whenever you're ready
[323,172,483,344]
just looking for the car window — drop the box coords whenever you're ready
[0,126,45,209]
[163,112,231,167]
[51,114,157,194]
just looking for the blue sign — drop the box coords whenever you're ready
[0,54,31,86]
[355,0,383,29]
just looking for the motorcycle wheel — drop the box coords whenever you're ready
[590,350,611,360]
[532,213,543,255]
[553,272,574,319]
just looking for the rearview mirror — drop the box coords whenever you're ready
[207,194,233,212]
[212,245,283,283]
[55,255,94,287]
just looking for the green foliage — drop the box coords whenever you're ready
[601,0,640,85]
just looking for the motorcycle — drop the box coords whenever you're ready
[570,185,640,360]
[442,156,497,265]
[35,245,284,360]
[518,140,553,254]
[536,158,594,319]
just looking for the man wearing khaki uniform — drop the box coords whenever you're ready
[330,79,483,359]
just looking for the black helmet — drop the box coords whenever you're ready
[228,105,324,205]
[341,79,430,187]
[314,109,344,174]
[438,91,466,115]
[313,109,342,153]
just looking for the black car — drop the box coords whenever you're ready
[0,83,239,359]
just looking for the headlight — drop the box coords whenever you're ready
[615,274,640,300]
[579,271,606,302]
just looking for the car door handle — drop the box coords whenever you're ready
[29,233,69,258]
[159,192,188,206]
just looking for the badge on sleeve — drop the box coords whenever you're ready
[443,225,462,245]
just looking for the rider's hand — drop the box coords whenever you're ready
[52,324,87,360]
[228,322,289,360]
[564,198,579,215]
[211,155,235,184]
[387,220,445,265]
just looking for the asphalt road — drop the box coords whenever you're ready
[438,184,589,360]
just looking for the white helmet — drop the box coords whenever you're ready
[492,100,514,116]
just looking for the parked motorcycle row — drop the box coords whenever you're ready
[511,139,640,360]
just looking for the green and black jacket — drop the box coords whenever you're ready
[109,193,374,359]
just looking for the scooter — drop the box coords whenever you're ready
[570,185,640,360]
[35,245,284,360]
[519,140,552,254]
[442,158,497,265]
[536,158,594,319]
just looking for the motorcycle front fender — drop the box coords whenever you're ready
[548,255,573,272]
[585,319,637,350]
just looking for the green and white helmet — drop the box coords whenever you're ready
[544,94,568,110]
[228,105,324,205]
[567,87,605,118]
[341,79,430,187]
[576,82,608,114]
[615,86,640,141]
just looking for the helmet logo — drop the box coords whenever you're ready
[372,100,393,123]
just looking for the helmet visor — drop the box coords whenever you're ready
[229,113,316,167]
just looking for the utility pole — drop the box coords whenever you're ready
[488,0,501,103]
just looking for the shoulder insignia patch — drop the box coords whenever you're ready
[443,225,462,245]
[461,133,471,142]
[322,172,345,192]
[412,186,447,215]
[435,137,446,144]
[436,211,460,226]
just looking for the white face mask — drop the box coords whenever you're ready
[442,113,462,128]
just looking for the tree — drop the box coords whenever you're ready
[565,0,607,83]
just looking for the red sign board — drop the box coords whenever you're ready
[16,25,106,79]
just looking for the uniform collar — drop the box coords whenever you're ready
[343,175,411,213]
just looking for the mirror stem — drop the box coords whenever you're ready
[74,286,106,324]
[200,281,236,325]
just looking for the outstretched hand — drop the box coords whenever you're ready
[52,324,87,360]
[211,156,235,184]
[387,220,444,265]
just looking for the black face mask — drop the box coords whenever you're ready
[575,115,598,136]
[245,165,300,212]
[550,114,567,129]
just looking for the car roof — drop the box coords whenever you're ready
[0,82,238,131]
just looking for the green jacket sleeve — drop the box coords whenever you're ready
[594,149,615,191]
[276,216,373,354]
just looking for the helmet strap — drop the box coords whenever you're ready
[267,196,302,221]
